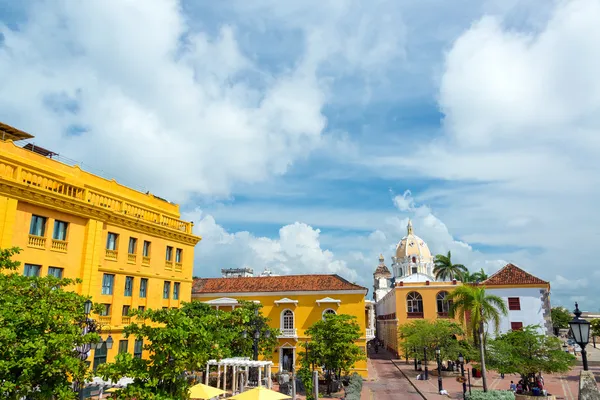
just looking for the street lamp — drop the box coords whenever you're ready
[458,352,466,400]
[568,302,590,371]
[423,347,428,380]
[435,347,443,393]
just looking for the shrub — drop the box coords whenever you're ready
[466,390,515,400]
[344,373,363,400]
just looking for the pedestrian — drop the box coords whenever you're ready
[510,381,516,392]
[501,372,505,379]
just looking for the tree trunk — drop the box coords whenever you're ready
[479,318,488,392]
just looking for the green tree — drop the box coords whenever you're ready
[228,300,279,358]
[551,306,571,330]
[487,325,575,392]
[433,251,467,281]
[303,314,364,395]
[398,319,475,363]
[448,285,508,392]
[0,247,100,400]
[591,319,600,347]
[471,268,489,282]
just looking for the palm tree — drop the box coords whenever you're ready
[447,285,508,392]
[433,251,467,281]
[459,270,475,283]
[471,268,489,282]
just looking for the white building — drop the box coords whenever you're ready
[481,263,552,336]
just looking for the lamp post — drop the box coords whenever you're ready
[414,346,418,371]
[458,352,466,400]
[568,302,591,371]
[435,347,443,393]
[242,308,271,386]
[423,347,428,380]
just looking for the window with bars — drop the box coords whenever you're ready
[511,322,523,331]
[47,266,63,278]
[102,274,114,295]
[282,310,294,330]
[53,220,68,240]
[23,264,41,277]
[139,278,148,298]
[173,282,180,300]
[508,297,521,311]
[124,276,134,296]
[29,215,46,236]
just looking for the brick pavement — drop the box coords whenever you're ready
[362,349,424,399]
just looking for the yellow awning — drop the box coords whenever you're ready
[189,383,227,399]
[229,386,292,400]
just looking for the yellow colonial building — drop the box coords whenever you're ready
[0,122,201,368]
[192,274,371,377]
[374,220,552,355]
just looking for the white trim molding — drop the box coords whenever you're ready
[274,298,298,307]
[316,297,341,306]
[204,297,238,306]
[193,289,366,298]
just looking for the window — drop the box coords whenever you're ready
[122,305,130,316]
[23,264,41,277]
[511,322,523,331]
[139,278,148,298]
[124,276,134,296]
[165,246,173,261]
[163,281,171,299]
[282,310,294,330]
[143,241,151,257]
[134,339,143,358]
[47,266,63,278]
[407,292,423,314]
[508,297,521,311]
[101,274,115,295]
[118,340,129,354]
[128,237,137,254]
[93,342,107,371]
[106,232,118,250]
[138,306,145,312]
[322,309,337,320]
[175,248,182,263]
[436,291,452,315]
[52,220,68,240]
[100,304,111,316]
[29,215,46,236]
[173,282,180,300]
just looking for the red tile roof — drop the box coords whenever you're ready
[482,263,548,286]
[192,274,368,294]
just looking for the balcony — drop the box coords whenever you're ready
[128,253,136,263]
[98,315,112,325]
[105,249,118,260]
[51,239,68,252]
[407,312,424,319]
[175,262,182,272]
[142,256,151,266]
[278,328,298,339]
[121,316,131,325]
[366,328,375,340]
[165,260,173,270]
[28,234,46,249]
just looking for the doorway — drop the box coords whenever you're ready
[281,348,294,372]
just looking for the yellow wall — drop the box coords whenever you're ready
[0,138,200,365]
[193,292,369,377]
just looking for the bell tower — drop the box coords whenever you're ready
[373,254,392,302]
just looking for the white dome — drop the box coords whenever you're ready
[395,220,433,261]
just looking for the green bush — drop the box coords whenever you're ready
[344,373,363,400]
[466,390,515,400]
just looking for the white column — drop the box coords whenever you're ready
[223,364,227,397]
[217,365,221,390]
[232,366,237,394]
[258,365,262,387]
[370,304,375,330]
[267,365,272,389]
[205,364,210,385]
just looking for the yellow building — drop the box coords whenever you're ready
[192,274,371,377]
[0,122,201,368]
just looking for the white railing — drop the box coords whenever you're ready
[278,328,298,338]
[366,328,375,339]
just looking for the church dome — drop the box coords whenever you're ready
[395,220,433,261]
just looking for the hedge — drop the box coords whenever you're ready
[466,390,515,400]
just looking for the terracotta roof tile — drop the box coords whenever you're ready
[482,263,548,286]
[192,274,368,294]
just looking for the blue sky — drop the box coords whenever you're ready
[1,0,599,310]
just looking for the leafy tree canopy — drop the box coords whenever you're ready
[591,319,600,338]
[551,307,572,329]
[486,325,575,386]
[398,319,476,362]
[433,251,468,281]
[0,247,100,400]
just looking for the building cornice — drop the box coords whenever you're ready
[192,289,367,298]
[97,267,193,283]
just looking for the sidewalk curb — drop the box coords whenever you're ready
[390,359,427,400]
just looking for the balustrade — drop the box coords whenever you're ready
[98,315,111,324]
[175,262,183,272]
[128,254,136,263]
[28,234,46,248]
[142,256,151,266]
[121,316,131,325]
[51,239,68,252]
[278,328,298,338]
[105,249,118,260]
[366,328,375,339]
[165,260,173,270]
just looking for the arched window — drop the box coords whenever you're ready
[436,291,452,316]
[406,292,423,316]
[282,310,294,331]
[322,309,337,320]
